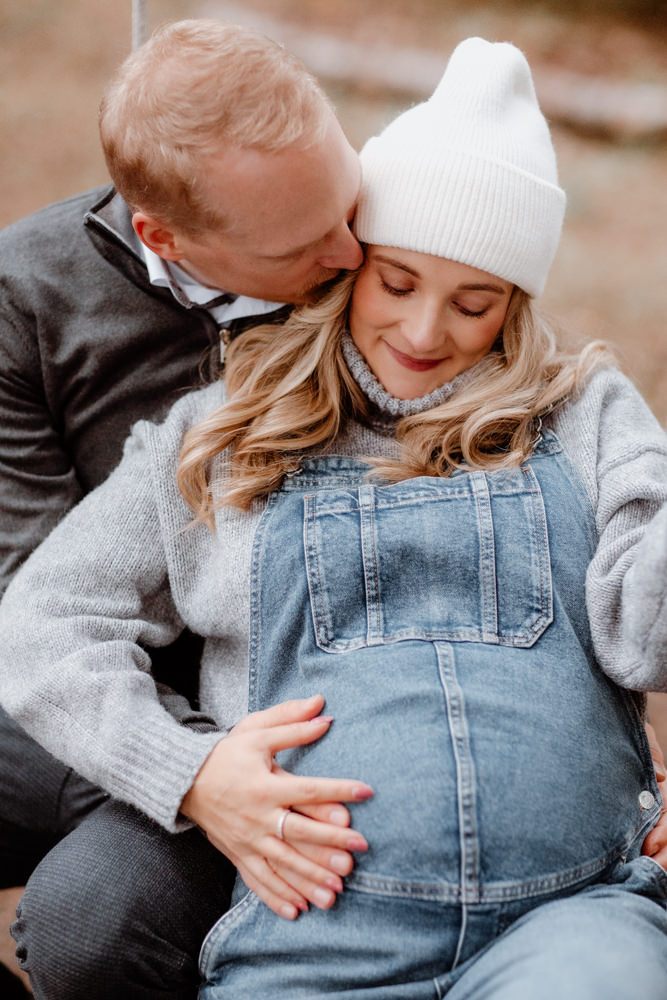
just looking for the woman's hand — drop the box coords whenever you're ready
[180,695,373,919]
[642,721,667,869]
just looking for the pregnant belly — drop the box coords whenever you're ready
[276,638,652,898]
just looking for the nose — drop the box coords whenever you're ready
[318,222,364,271]
[403,302,445,355]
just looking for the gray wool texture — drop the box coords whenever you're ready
[0,365,666,832]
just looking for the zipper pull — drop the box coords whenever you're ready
[219,327,231,367]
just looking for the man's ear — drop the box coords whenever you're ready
[132,211,185,261]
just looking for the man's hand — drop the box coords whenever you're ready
[642,721,667,869]
[180,695,373,919]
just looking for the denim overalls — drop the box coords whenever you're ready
[199,433,664,998]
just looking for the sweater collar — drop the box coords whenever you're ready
[341,332,479,419]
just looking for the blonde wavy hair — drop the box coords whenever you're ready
[177,269,610,526]
[99,19,332,235]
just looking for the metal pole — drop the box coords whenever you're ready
[132,0,148,51]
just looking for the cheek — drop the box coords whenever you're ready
[350,283,395,335]
[462,316,504,356]
[348,283,371,334]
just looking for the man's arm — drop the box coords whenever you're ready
[0,302,84,594]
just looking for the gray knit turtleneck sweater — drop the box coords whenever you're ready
[0,362,666,831]
[340,332,480,418]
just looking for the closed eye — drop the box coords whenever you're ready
[455,303,489,318]
[380,277,413,297]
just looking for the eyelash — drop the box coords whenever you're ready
[455,304,489,318]
[380,278,490,318]
[380,277,412,297]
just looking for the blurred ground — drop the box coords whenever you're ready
[1,0,667,981]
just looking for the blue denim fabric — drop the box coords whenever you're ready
[441,856,667,1000]
[200,858,667,998]
[200,436,666,997]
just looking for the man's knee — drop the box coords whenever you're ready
[0,707,106,888]
[13,801,234,1000]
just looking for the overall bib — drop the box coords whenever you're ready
[200,433,663,998]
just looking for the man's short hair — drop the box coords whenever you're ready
[99,19,333,234]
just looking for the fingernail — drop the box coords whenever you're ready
[330,853,351,874]
[347,835,368,852]
[313,888,334,908]
[325,875,343,892]
[353,784,374,801]
[280,903,298,920]
[310,715,334,725]
[329,807,348,825]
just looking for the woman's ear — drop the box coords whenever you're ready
[132,211,184,261]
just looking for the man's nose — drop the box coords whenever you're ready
[319,222,364,271]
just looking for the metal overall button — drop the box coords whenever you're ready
[639,790,656,810]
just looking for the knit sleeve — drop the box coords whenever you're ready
[621,502,667,684]
[0,410,224,832]
[551,368,667,690]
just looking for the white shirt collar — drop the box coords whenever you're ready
[141,243,285,323]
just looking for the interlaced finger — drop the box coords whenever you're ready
[236,856,308,920]
[275,808,368,853]
[274,770,374,810]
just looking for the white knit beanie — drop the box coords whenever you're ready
[354,37,566,297]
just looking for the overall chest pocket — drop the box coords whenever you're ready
[303,467,553,652]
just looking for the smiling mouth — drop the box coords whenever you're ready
[385,341,445,372]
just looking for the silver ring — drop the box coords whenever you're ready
[276,809,289,841]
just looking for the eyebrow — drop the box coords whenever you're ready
[373,255,508,294]
[459,282,508,294]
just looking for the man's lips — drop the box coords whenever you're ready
[385,341,445,372]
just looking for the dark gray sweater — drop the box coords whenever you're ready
[0,186,287,701]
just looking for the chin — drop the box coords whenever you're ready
[385,378,443,401]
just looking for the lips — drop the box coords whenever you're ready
[385,341,445,372]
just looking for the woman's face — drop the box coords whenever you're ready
[349,246,513,399]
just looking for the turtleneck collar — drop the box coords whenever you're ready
[341,332,480,419]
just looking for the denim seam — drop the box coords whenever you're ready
[521,464,554,641]
[198,890,258,979]
[359,485,383,642]
[246,491,281,712]
[311,628,550,653]
[471,473,498,641]
[344,829,656,903]
[304,494,334,648]
[436,644,480,906]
